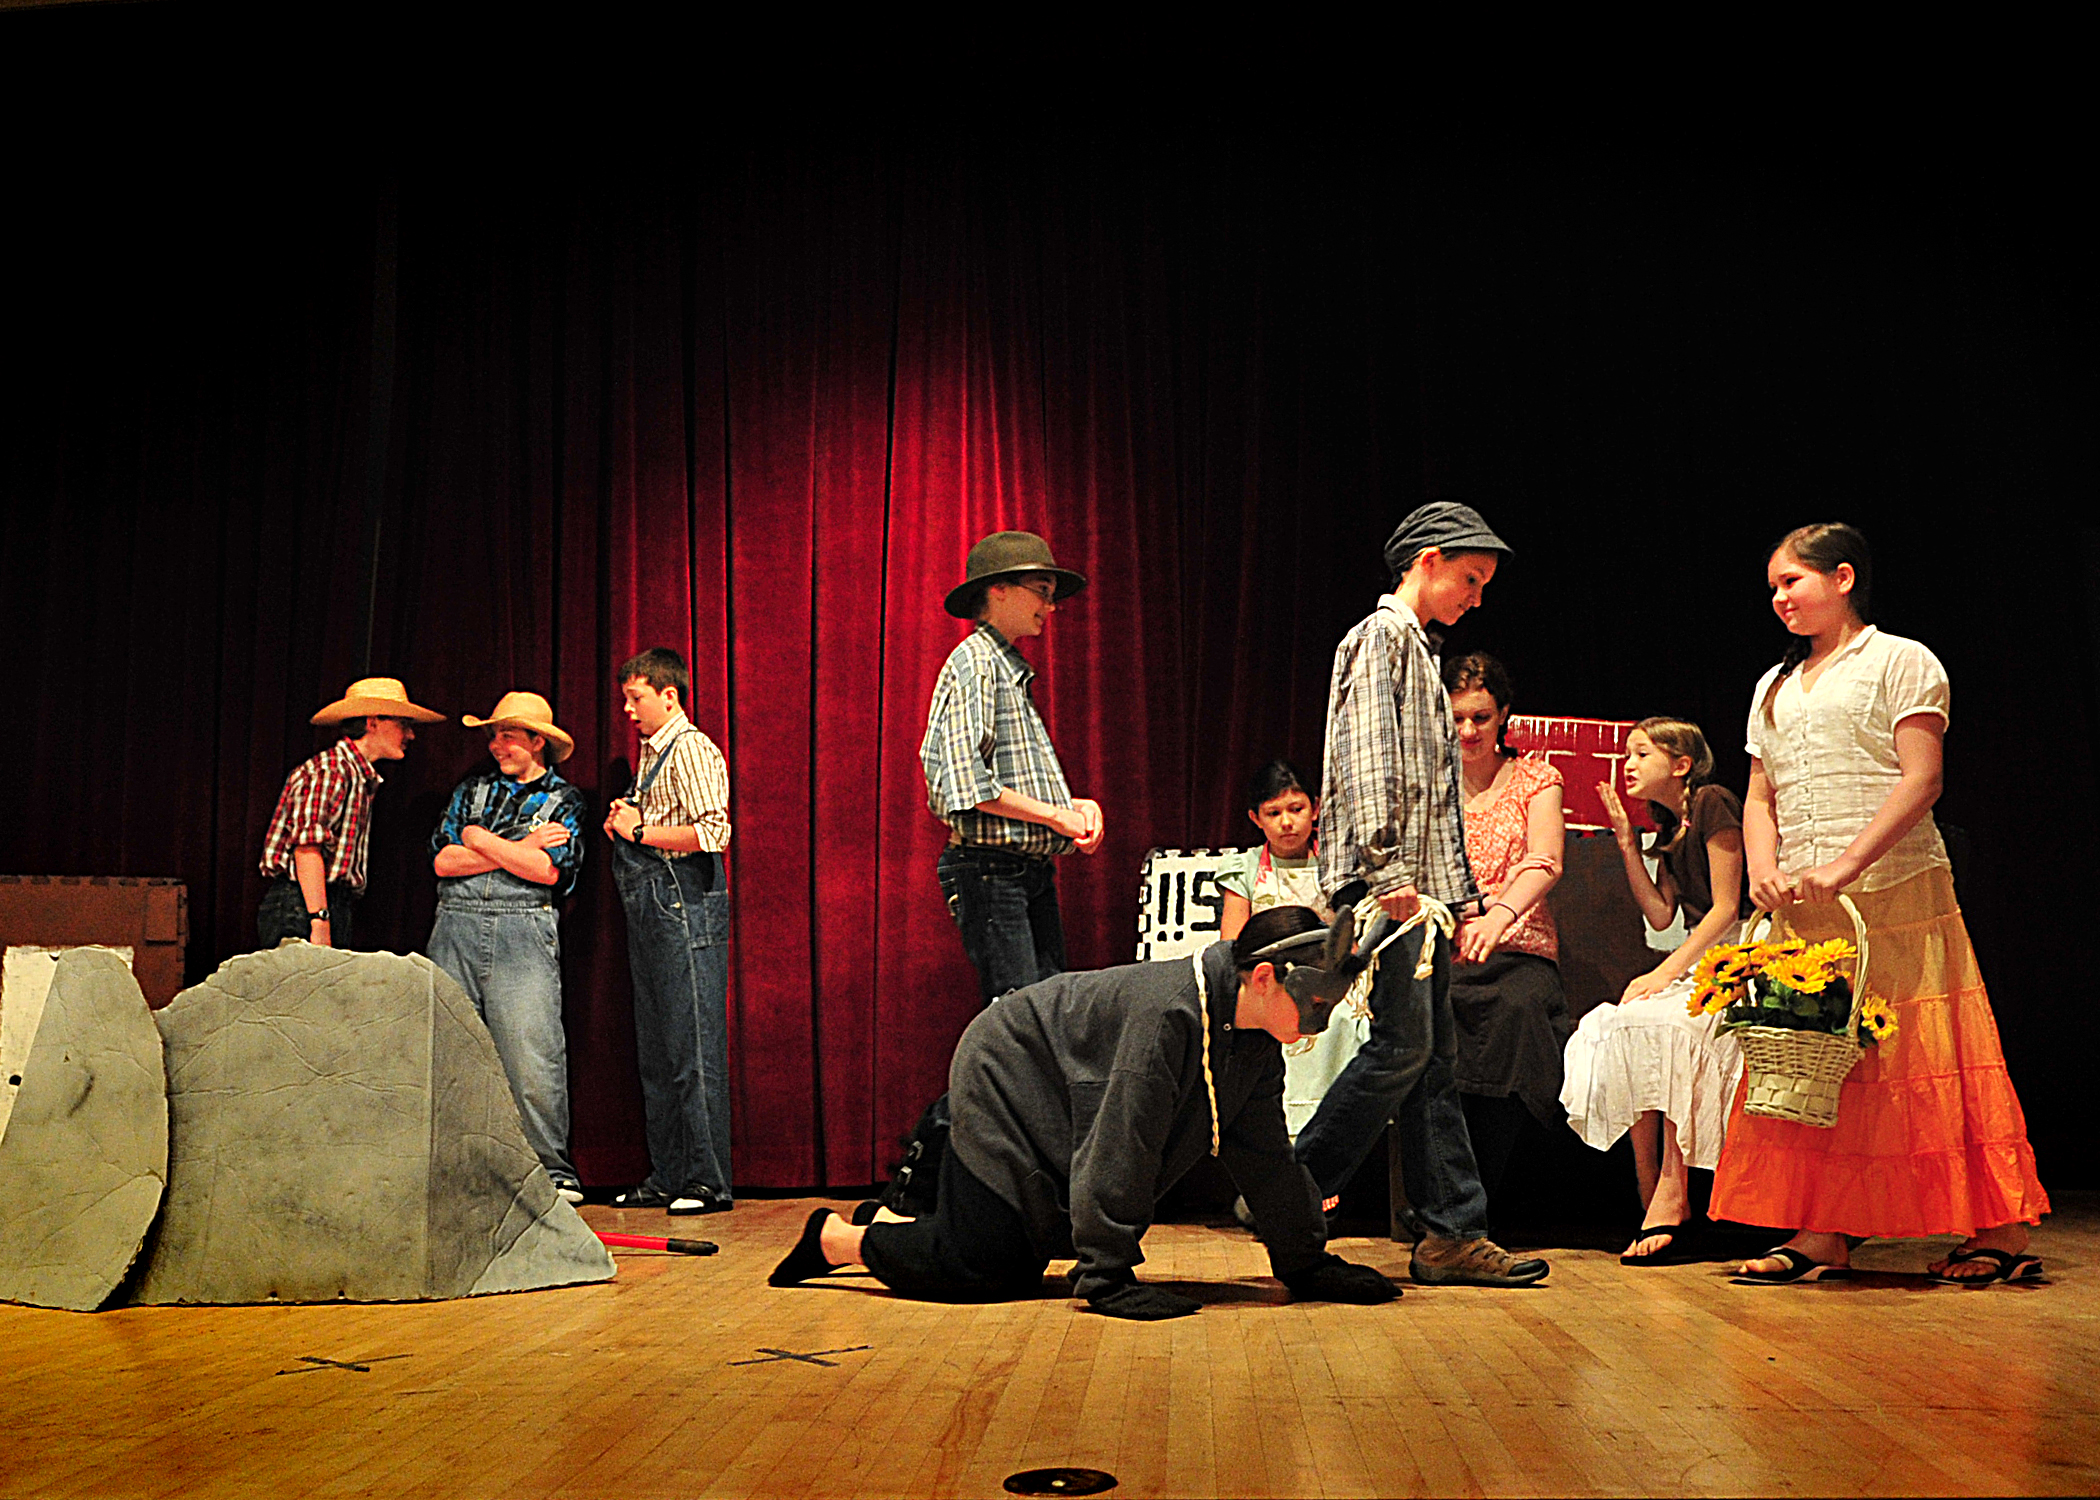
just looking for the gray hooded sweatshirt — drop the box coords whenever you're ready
[948,940,1328,1301]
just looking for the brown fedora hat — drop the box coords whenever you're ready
[942,531,1088,618]
[310,676,446,726]
[462,690,575,763]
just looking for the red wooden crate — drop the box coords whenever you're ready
[1504,716,1651,832]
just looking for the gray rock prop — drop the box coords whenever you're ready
[134,944,613,1304]
[0,948,168,1311]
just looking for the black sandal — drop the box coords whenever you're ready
[1621,1223,1692,1266]
[1732,1246,1850,1284]
[1927,1246,2044,1287]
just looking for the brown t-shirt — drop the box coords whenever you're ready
[1659,784,1752,925]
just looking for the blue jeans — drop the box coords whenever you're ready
[1289,922,1489,1240]
[611,840,732,1200]
[426,876,577,1189]
[936,845,1066,1003]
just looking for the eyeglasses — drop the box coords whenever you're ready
[1008,580,1059,604]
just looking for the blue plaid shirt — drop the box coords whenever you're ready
[430,766,588,900]
[921,623,1075,856]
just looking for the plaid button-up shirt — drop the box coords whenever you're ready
[430,766,589,900]
[258,738,384,892]
[1317,595,1479,907]
[632,710,732,853]
[921,623,1075,857]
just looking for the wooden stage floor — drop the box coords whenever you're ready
[8,1193,2098,1499]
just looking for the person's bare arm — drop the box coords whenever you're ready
[1219,889,1252,941]
[1622,829,1743,1002]
[292,843,333,947]
[459,823,568,885]
[1743,759,1788,911]
[1599,781,1675,930]
[606,798,704,853]
[1793,715,1945,904]
[975,787,1102,851]
[1459,783,1565,963]
[434,842,500,877]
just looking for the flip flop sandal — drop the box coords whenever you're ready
[1621,1224,1692,1267]
[1732,1246,1851,1284]
[1927,1246,2045,1287]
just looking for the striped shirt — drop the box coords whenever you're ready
[258,738,384,892]
[1317,595,1479,906]
[430,766,589,900]
[633,710,732,852]
[920,623,1075,857]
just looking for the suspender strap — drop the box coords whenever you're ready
[631,726,697,802]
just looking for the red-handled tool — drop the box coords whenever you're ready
[595,1231,718,1255]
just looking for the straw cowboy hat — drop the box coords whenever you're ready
[462,690,575,763]
[310,677,446,726]
[943,531,1089,618]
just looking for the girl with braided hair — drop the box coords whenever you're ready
[1562,716,1751,1265]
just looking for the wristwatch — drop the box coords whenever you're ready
[307,908,330,924]
[629,822,647,845]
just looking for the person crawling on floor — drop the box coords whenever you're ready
[768,905,1400,1320]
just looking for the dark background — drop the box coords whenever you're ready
[3,11,2092,1194]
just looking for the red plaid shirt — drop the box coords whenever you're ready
[258,738,384,891]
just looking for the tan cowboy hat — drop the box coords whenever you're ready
[461,690,575,763]
[943,531,1089,618]
[310,677,446,726]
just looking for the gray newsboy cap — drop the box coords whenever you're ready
[1383,501,1513,580]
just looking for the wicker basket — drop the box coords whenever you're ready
[1731,896,1872,1129]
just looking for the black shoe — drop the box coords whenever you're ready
[612,1183,673,1210]
[769,1208,838,1287]
[849,1199,883,1226]
[668,1186,732,1215]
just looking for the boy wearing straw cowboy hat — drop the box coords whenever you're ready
[257,676,445,951]
[427,691,590,1205]
[920,531,1105,1006]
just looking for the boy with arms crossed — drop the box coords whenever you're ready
[428,692,589,1204]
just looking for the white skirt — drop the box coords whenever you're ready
[1560,963,1744,1170]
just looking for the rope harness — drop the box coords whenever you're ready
[1198,895,1459,1148]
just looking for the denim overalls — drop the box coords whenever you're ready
[609,731,733,1201]
[427,777,579,1192]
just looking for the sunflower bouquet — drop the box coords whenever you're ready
[1689,896,1893,1127]
[1689,935,1898,1046]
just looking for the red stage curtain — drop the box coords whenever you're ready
[5,137,2092,1189]
[2,145,1390,1188]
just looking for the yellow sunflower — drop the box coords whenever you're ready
[1799,938,1858,974]
[1857,993,1899,1044]
[1745,937,1807,967]
[1688,982,1734,1017]
[1694,946,1752,990]
[1690,945,1751,1014]
[1766,951,1834,994]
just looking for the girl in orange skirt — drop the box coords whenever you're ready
[1714,523,2049,1284]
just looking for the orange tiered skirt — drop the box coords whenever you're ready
[1710,866,2048,1237]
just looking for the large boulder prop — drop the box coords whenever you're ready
[134,944,612,1304]
[0,948,168,1310]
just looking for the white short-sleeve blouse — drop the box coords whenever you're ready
[1744,625,1951,893]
